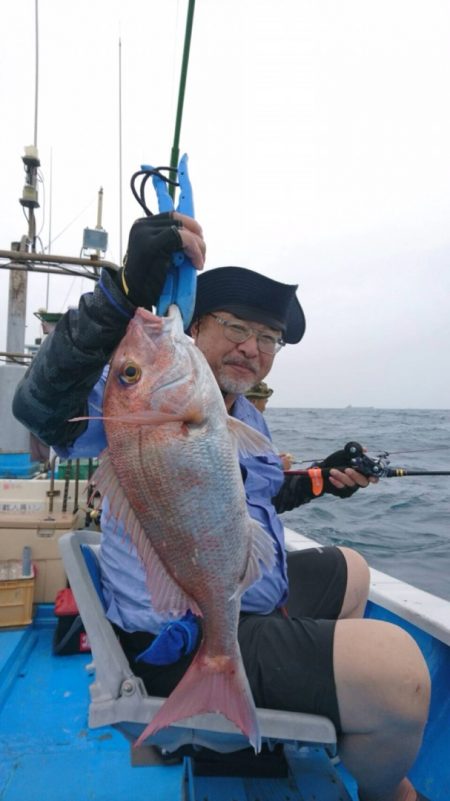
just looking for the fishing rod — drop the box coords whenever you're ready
[129,0,196,217]
[168,0,195,200]
[284,442,450,478]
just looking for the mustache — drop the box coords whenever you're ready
[223,358,258,374]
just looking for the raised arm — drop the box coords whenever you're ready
[13,268,133,447]
[13,213,205,449]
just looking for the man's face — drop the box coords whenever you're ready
[191,311,280,395]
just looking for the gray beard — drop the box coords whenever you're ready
[216,366,256,395]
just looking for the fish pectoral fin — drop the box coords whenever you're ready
[75,410,204,426]
[70,411,188,425]
[92,452,201,618]
[240,519,276,593]
[227,417,276,457]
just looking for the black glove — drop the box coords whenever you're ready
[119,213,183,309]
[317,448,359,498]
[272,473,316,512]
[273,445,363,512]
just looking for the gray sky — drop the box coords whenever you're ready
[1,0,449,408]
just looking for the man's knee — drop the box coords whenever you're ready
[334,619,431,733]
[338,547,370,618]
[381,625,431,728]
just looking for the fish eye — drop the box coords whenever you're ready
[119,361,142,384]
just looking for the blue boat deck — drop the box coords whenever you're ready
[0,607,361,801]
[0,608,188,801]
[1,602,448,800]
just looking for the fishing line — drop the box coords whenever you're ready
[293,444,450,464]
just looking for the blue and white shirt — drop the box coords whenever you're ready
[58,383,287,633]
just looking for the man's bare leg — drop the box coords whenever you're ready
[334,618,430,801]
[338,547,371,619]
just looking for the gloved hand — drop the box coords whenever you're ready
[317,448,367,498]
[318,448,354,470]
[273,445,372,512]
[119,213,183,309]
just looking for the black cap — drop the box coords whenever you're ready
[191,266,306,344]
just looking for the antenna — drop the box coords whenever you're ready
[19,0,41,251]
[33,0,39,148]
[7,0,40,357]
[118,37,123,264]
[45,147,53,310]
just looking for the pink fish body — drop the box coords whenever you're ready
[94,305,275,751]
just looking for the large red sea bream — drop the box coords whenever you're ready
[93,304,275,751]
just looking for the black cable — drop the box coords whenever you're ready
[130,166,179,217]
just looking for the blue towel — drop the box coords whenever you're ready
[136,611,200,666]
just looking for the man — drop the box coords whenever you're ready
[13,214,430,801]
[245,380,273,413]
[244,381,294,468]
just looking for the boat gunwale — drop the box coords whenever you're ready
[284,526,450,647]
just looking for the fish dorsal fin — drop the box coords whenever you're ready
[93,451,201,618]
[227,417,276,458]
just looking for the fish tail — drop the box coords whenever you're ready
[134,642,260,752]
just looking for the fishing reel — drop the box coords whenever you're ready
[344,442,391,478]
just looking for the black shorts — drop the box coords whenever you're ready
[116,546,347,732]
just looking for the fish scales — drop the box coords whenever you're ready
[95,304,276,751]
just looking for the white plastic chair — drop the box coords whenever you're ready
[59,529,338,756]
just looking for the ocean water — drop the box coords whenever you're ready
[266,407,450,602]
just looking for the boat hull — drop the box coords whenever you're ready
[1,528,449,800]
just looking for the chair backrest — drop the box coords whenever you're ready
[59,529,337,754]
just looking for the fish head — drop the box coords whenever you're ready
[104,305,225,431]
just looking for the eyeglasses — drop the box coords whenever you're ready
[208,313,285,355]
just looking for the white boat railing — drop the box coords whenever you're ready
[284,527,450,648]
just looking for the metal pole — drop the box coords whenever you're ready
[6,264,28,356]
[6,238,29,357]
[95,187,104,259]
[28,0,40,251]
[34,0,39,148]
[97,187,104,228]
[0,249,119,272]
[45,147,53,309]
[6,0,40,356]
[169,0,196,200]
